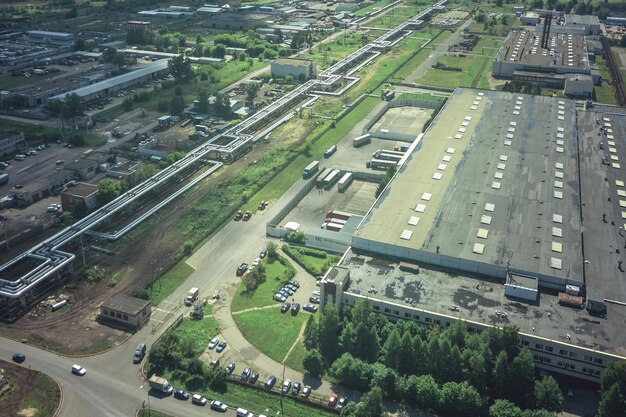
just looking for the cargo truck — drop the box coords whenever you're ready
[393,145,409,152]
[366,159,397,170]
[337,172,353,192]
[316,168,332,189]
[352,134,371,147]
[185,287,199,306]
[148,375,174,394]
[323,169,341,190]
[324,145,337,158]
[302,160,320,179]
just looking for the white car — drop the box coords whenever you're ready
[208,337,219,349]
[71,364,86,376]
[191,394,207,406]
[252,257,261,267]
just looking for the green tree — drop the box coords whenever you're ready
[266,241,278,260]
[350,299,379,362]
[489,399,522,417]
[168,54,194,81]
[303,348,324,378]
[601,361,626,394]
[397,331,415,375]
[85,265,105,283]
[170,96,185,115]
[492,350,510,400]
[597,383,626,417]
[510,348,535,406]
[403,374,439,411]
[122,97,133,111]
[382,328,402,370]
[212,92,231,119]
[438,381,486,417]
[533,375,563,412]
[303,314,318,349]
[197,89,209,113]
[97,178,124,205]
[244,82,260,106]
[352,387,388,417]
[318,304,340,364]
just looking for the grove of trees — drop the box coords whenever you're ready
[304,300,565,417]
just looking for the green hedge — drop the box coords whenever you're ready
[282,244,340,277]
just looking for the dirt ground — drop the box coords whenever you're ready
[0,360,60,417]
[0,113,312,354]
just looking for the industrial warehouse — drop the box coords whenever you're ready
[320,88,626,384]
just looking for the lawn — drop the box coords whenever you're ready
[230,256,296,313]
[355,0,394,17]
[281,244,340,277]
[149,261,196,306]
[233,308,307,363]
[20,370,61,417]
[172,305,219,356]
[474,35,505,58]
[138,410,176,417]
[367,6,425,28]
[415,54,493,89]
[284,342,307,373]
[595,55,618,105]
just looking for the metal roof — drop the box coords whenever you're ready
[50,59,169,100]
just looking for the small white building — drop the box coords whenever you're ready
[271,58,317,81]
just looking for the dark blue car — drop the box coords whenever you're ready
[12,353,25,363]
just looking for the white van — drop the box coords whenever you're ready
[236,407,254,417]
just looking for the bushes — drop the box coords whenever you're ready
[281,244,340,276]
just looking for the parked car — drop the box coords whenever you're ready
[240,367,251,381]
[273,293,287,302]
[259,249,267,258]
[71,364,86,376]
[301,385,311,398]
[291,303,300,316]
[174,389,190,400]
[249,371,259,384]
[287,280,300,288]
[309,296,320,304]
[285,284,297,292]
[282,287,294,296]
[265,375,277,389]
[281,302,291,313]
[291,382,301,396]
[226,362,236,375]
[216,340,227,353]
[281,379,291,393]
[278,289,289,298]
[208,337,219,349]
[328,393,338,407]
[303,304,317,313]
[12,353,25,363]
[191,394,207,406]
[252,257,261,267]
[210,400,228,412]
[337,397,348,409]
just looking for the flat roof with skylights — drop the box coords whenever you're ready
[353,88,583,288]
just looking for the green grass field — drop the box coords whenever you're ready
[415,54,493,89]
[20,370,61,417]
[595,55,618,105]
[355,0,394,17]
[233,308,307,363]
[149,261,196,305]
[230,257,295,312]
[284,342,307,373]
[281,244,340,277]
[367,6,425,28]
[172,305,219,356]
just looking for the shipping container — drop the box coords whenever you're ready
[337,172,353,192]
[323,169,341,190]
[366,159,397,170]
[324,145,337,158]
[322,222,343,232]
[303,160,320,179]
[316,168,333,188]
[399,262,419,273]
[558,293,584,308]
[326,210,352,221]
[353,134,371,147]
[325,217,347,225]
